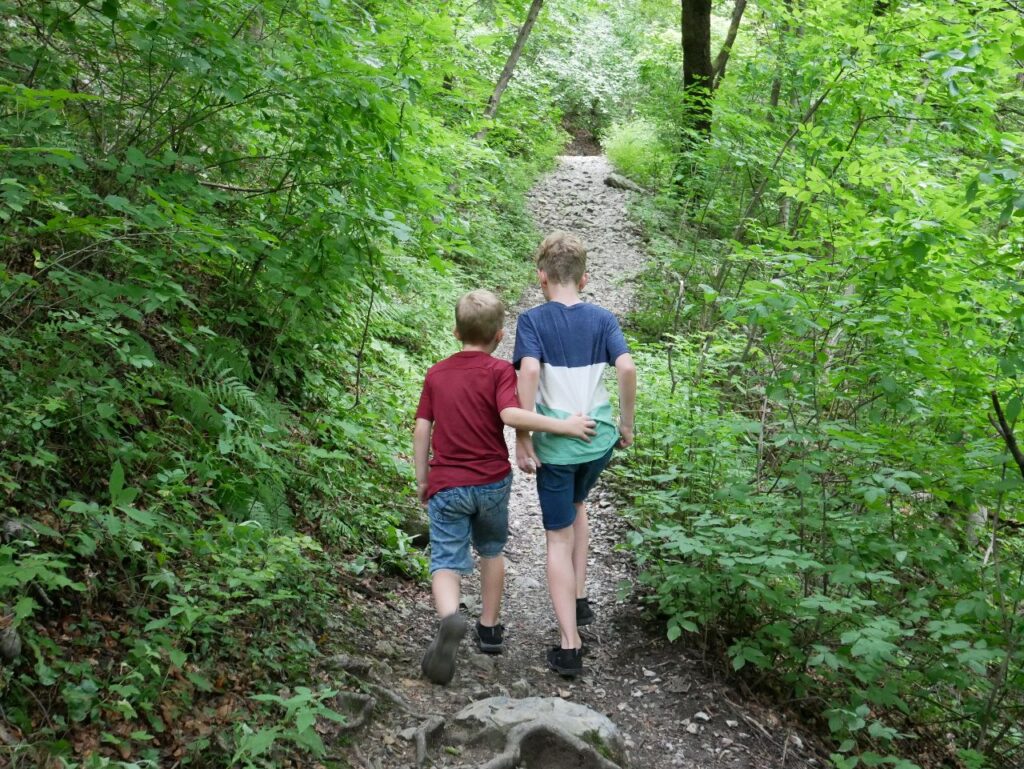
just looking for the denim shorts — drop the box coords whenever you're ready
[536,447,614,530]
[427,472,512,575]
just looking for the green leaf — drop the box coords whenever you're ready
[233,728,279,761]
[109,461,125,505]
[12,596,38,622]
[295,710,316,733]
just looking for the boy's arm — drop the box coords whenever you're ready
[515,357,542,472]
[413,418,432,505]
[501,407,596,440]
[615,352,637,448]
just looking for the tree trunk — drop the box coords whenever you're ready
[712,0,747,89]
[476,0,544,137]
[681,0,714,138]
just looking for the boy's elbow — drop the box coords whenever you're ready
[501,407,532,429]
[615,354,637,376]
[519,357,541,376]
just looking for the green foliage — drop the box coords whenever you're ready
[604,119,671,187]
[0,0,574,764]
[605,0,1024,766]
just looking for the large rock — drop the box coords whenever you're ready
[604,173,644,193]
[452,696,627,766]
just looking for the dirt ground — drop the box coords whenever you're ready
[329,155,828,769]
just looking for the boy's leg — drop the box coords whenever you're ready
[546,526,580,650]
[570,448,614,622]
[469,473,511,636]
[478,555,504,626]
[423,487,473,684]
[537,463,582,651]
[432,570,461,618]
[572,501,589,599]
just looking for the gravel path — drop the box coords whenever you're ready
[332,156,825,769]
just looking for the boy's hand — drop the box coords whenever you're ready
[565,413,597,441]
[516,434,541,474]
[417,481,429,507]
[617,421,634,449]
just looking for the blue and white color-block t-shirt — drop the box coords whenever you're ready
[513,301,630,465]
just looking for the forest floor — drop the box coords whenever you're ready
[328,155,828,769]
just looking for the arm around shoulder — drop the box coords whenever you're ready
[500,407,596,440]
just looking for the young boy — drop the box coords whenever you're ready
[513,231,637,677]
[414,289,596,685]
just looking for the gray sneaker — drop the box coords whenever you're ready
[421,613,467,685]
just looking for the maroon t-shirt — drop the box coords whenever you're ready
[415,351,520,499]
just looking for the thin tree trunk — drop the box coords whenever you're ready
[991,391,1024,481]
[681,0,714,138]
[712,0,747,89]
[475,0,544,138]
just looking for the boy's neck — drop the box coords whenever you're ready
[545,282,582,305]
[461,343,494,354]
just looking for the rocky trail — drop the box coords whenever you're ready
[325,156,825,769]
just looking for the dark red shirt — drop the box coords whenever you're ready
[415,351,520,498]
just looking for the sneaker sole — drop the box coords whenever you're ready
[475,638,504,654]
[422,613,467,685]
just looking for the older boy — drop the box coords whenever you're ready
[414,289,596,685]
[513,232,637,677]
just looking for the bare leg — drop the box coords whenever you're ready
[431,570,461,618]
[546,527,580,649]
[478,555,504,626]
[572,501,589,599]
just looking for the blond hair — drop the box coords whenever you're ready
[535,231,586,284]
[456,289,504,345]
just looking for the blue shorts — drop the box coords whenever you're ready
[427,473,512,574]
[536,447,614,530]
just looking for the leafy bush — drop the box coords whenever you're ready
[604,119,671,187]
[0,0,567,764]
[605,1,1024,766]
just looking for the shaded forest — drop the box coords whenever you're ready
[1,1,1022,768]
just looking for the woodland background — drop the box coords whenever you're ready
[1,1,1022,768]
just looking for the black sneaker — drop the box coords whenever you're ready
[421,613,467,685]
[474,621,505,654]
[576,597,596,626]
[547,645,584,677]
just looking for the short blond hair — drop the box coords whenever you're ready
[456,289,504,345]
[536,231,586,284]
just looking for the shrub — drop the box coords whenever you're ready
[603,119,671,187]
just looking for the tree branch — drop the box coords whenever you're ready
[474,0,544,138]
[990,391,1024,481]
[712,0,747,89]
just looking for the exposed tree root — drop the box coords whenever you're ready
[366,676,431,718]
[415,714,446,767]
[319,653,453,766]
[352,743,381,769]
[321,653,372,677]
[334,690,376,733]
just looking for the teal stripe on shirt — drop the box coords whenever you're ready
[533,402,618,464]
